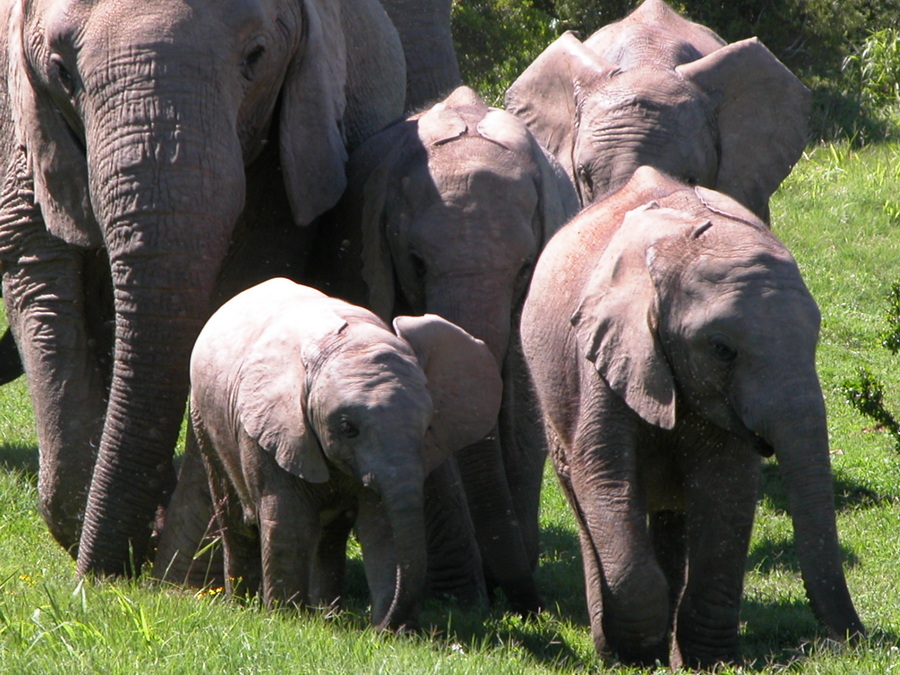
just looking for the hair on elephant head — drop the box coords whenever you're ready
[309,85,578,613]
[0,0,406,576]
[189,279,501,631]
[505,0,811,221]
[521,166,864,667]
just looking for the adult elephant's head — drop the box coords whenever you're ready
[8,0,403,576]
[505,30,811,221]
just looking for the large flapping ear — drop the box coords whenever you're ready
[235,310,349,484]
[8,4,101,248]
[280,0,348,228]
[393,314,502,474]
[677,38,811,221]
[505,32,615,183]
[571,202,678,429]
[585,0,725,68]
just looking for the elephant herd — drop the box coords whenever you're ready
[0,0,866,668]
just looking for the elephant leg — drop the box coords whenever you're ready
[649,510,687,634]
[674,428,760,669]
[191,419,261,599]
[0,174,107,553]
[423,459,487,607]
[258,481,316,609]
[310,508,355,609]
[153,425,225,589]
[566,397,670,666]
[455,432,543,615]
[500,330,546,571]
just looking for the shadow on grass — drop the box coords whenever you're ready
[748,534,860,574]
[759,461,896,515]
[0,443,38,479]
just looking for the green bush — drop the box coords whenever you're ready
[451,0,556,106]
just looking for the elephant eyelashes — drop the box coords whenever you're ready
[50,54,77,97]
[709,336,737,362]
[338,418,360,439]
[240,45,266,80]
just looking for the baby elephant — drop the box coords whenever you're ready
[189,278,501,631]
[522,167,864,666]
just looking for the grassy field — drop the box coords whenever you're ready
[0,141,899,673]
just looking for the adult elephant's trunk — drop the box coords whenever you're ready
[764,391,865,640]
[76,60,245,576]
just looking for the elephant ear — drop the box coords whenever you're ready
[505,32,617,184]
[8,4,101,247]
[571,202,677,429]
[350,124,417,320]
[393,314,502,474]
[235,313,349,484]
[279,0,349,228]
[677,38,811,221]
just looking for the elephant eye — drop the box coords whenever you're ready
[577,165,594,200]
[338,418,359,439]
[709,335,737,362]
[410,253,427,281]
[241,44,266,80]
[50,54,77,97]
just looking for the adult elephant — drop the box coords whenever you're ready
[379,0,460,111]
[310,86,578,611]
[521,166,865,667]
[505,0,811,221]
[0,0,406,577]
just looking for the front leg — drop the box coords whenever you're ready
[674,418,760,668]
[567,388,670,666]
[310,507,355,609]
[0,155,107,554]
[258,472,319,609]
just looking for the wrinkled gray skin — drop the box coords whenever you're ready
[379,0,460,111]
[0,0,406,576]
[190,279,501,631]
[505,0,811,221]
[521,166,865,668]
[314,86,578,612]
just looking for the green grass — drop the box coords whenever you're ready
[1,142,900,672]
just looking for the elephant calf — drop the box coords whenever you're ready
[189,278,501,630]
[310,85,579,612]
[521,166,864,667]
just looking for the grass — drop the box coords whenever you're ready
[1,141,900,672]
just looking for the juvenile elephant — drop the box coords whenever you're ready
[0,0,405,575]
[313,85,579,611]
[505,0,811,221]
[521,166,864,667]
[190,278,501,630]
